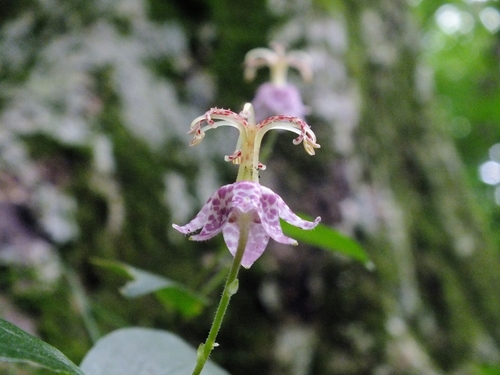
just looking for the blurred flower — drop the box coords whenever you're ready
[244,42,313,121]
[244,42,313,86]
[252,83,307,123]
[173,103,320,267]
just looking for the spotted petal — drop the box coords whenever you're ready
[258,188,298,245]
[173,181,321,268]
[274,190,321,230]
[223,182,272,268]
[172,184,234,240]
[222,211,270,269]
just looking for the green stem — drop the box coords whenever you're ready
[190,216,250,375]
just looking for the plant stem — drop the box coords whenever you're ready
[191,217,250,375]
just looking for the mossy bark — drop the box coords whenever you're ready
[339,0,500,372]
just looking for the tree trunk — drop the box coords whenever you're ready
[308,0,500,373]
[223,1,500,374]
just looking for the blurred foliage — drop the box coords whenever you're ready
[91,258,207,318]
[414,0,500,231]
[477,365,500,375]
[281,217,369,264]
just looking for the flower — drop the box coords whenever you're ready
[173,180,320,268]
[252,82,307,122]
[244,42,313,121]
[244,42,313,86]
[173,103,320,267]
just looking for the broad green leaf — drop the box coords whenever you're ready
[92,259,206,317]
[80,327,230,375]
[0,318,85,375]
[281,216,370,265]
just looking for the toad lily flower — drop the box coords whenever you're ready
[244,42,313,87]
[244,42,313,122]
[172,103,320,268]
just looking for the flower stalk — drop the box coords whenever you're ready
[191,213,251,375]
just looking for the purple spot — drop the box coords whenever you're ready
[239,182,253,190]
[219,187,227,198]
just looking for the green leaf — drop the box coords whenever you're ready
[0,318,85,375]
[80,327,230,375]
[92,259,206,317]
[281,216,370,265]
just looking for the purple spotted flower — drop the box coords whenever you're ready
[173,103,320,268]
[173,181,320,268]
[244,42,313,122]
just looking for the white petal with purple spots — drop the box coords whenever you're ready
[173,181,320,268]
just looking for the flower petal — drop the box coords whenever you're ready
[252,83,307,122]
[242,218,270,268]
[231,181,261,213]
[172,184,233,240]
[273,190,320,229]
[222,213,240,257]
[259,188,298,245]
[222,211,270,269]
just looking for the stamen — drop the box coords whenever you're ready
[224,150,242,164]
[188,121,206,146]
